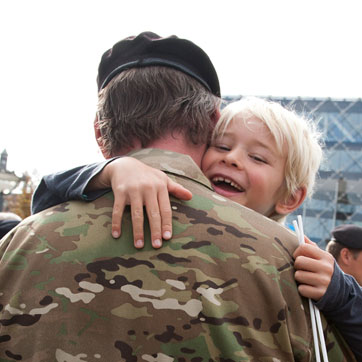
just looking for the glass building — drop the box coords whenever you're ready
[223,96,362,248]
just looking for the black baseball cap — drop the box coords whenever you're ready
[331,224,362,249]
[97,31,220,97]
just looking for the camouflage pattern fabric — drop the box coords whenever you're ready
[0,149,355,361]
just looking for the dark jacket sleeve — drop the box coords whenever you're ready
[31,159,118,214]
[0,220,21,239]
[315,262,362,361]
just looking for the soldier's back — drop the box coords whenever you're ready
[0,186,355,361]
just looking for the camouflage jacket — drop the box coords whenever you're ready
[0,149,355,361]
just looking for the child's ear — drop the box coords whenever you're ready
[275,187,307,215]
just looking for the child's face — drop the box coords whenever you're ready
[201,116,287,217]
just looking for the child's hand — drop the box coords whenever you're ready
[102,157,192,249]
[293,237,335,301]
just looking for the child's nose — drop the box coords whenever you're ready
[222,150,242,168]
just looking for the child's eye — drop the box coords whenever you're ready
[216,145,231,151]
[250,155,267,164]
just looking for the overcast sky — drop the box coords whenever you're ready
[1,0,361,180]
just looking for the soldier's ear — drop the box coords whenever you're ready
[339,248,353,266]
[211,107,221,127]
[94,115,111,159]
[275,187,307,215]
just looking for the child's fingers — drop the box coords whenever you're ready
[294,268,321,286]
[144,191,163,249]
[294,256,333,299]
[158,187,173,242]
[293,243,321,259]
[167,179,192,200]
[297,284,325,301]
[294,255,322,274]
[295,269,328,301]
[304,236,316,246]
[143,178,189,248]
[294,245,334,273]
[130,194,145,249]
[112,193,126,239]
[157,177,191,242]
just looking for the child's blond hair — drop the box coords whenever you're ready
[213,97,323,203]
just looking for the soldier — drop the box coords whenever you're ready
[0,32,355,360]
[327,224,362,286]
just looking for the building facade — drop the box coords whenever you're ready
[0,149,25,212]
[224,96,362,247]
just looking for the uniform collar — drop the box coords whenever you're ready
[127,148,213,191]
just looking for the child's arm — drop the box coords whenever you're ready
[31,159,117,214]
[294,239,362,361]
[32,157,192,249]
[86,157,192,249]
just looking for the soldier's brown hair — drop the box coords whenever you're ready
[96,66,220,156]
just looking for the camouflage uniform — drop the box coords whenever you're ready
[0,149,354,361]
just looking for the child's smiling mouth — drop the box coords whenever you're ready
[211,176,245,194]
